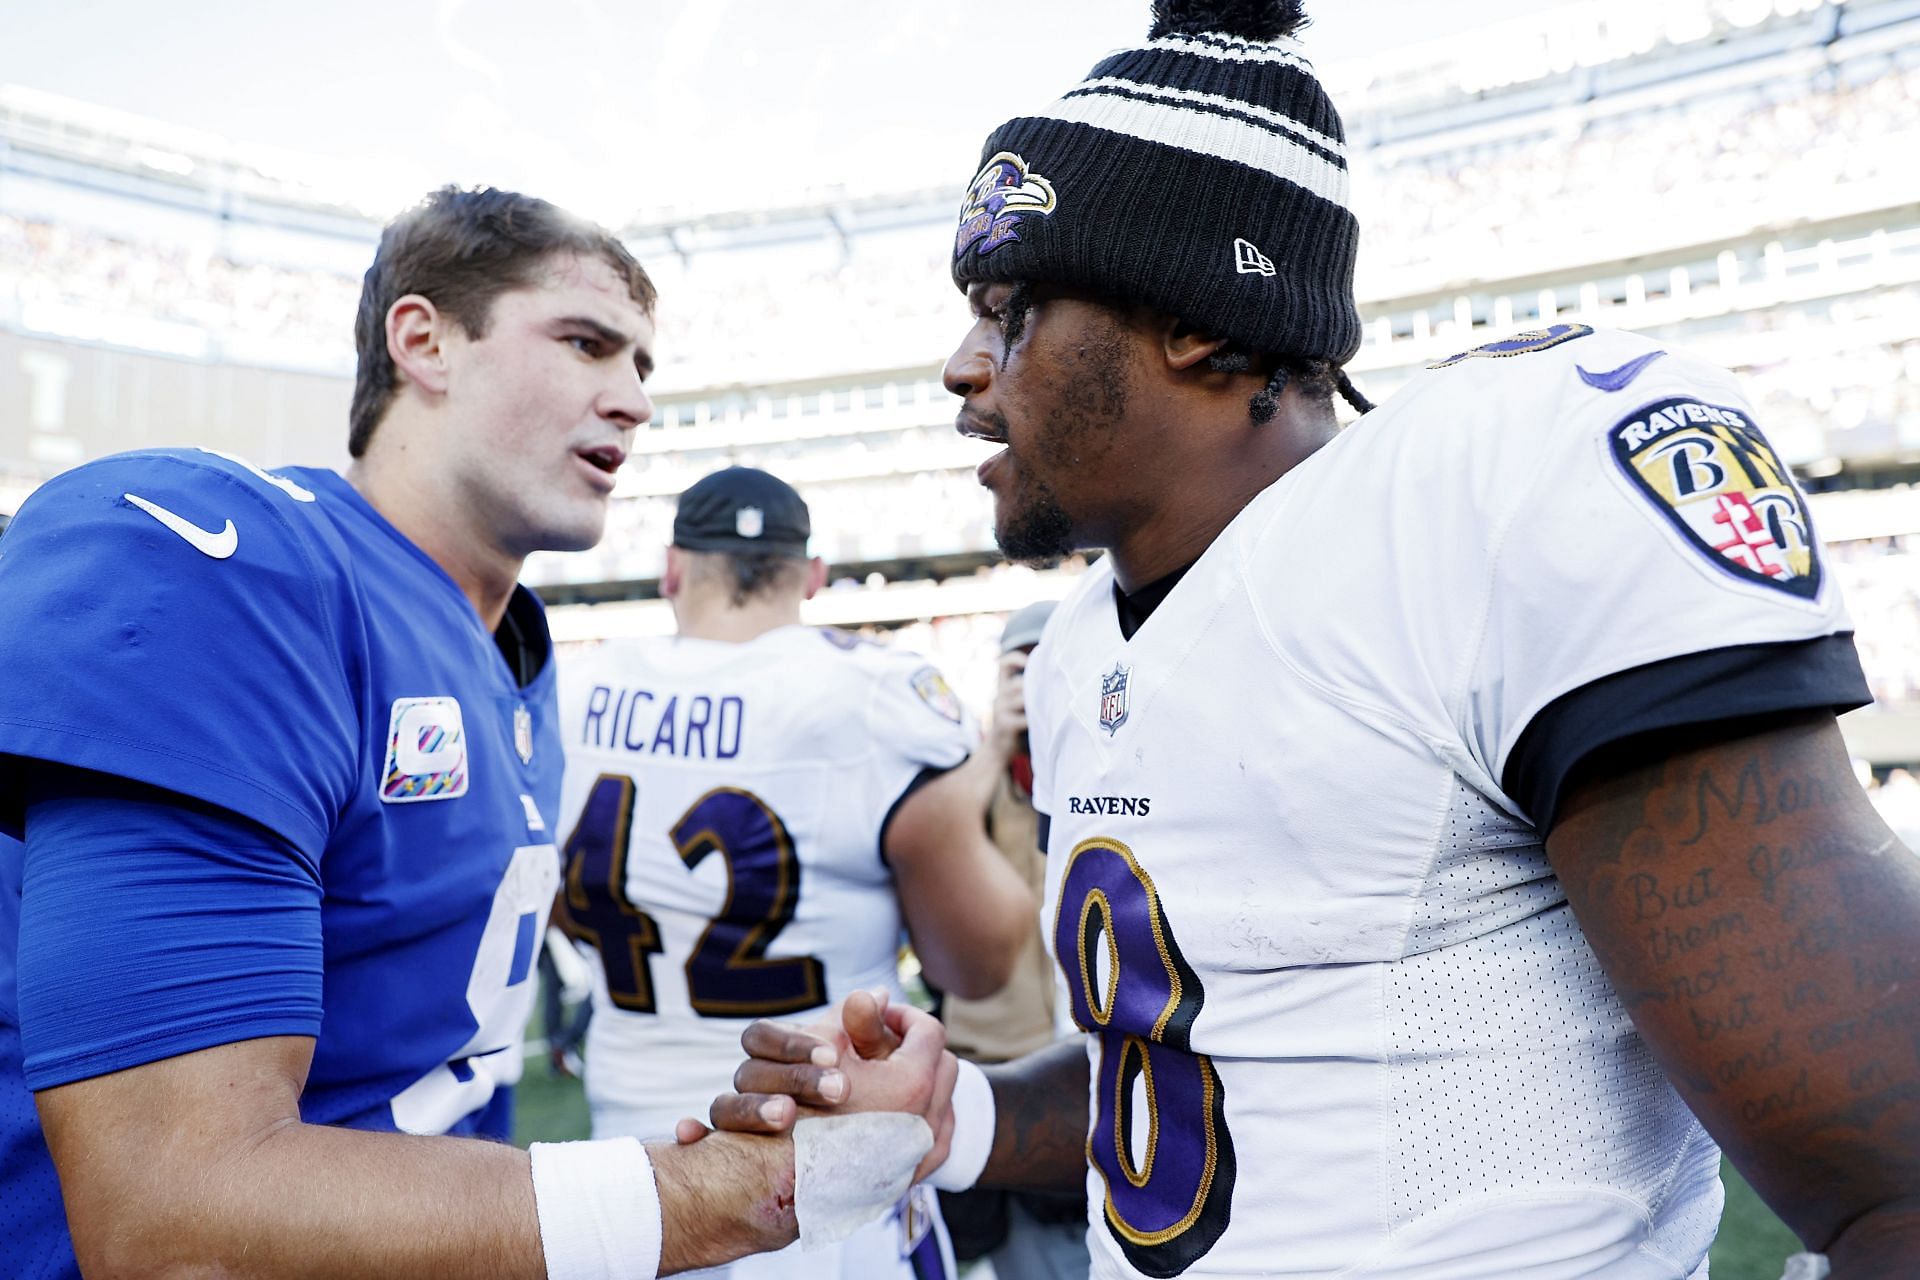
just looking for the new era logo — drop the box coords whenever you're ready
[1234,238,1275,277]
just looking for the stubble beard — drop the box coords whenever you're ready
[995,475,1076,565]
[993,309,1133,566]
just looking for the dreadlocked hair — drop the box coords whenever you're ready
[1207,347,1346,424]
[995,291,1376,418]
[1334,369,1375,415]
[998,281,1036,366]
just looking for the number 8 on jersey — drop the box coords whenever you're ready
[1054,837,1236,1278]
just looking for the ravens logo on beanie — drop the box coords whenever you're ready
[950,0,1361,369]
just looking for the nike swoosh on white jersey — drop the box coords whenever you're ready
[123,492,238,559]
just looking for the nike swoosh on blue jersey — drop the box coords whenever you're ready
[124,492,239,559]
[1577,350,1667,392]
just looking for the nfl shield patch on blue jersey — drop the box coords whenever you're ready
[382,696,471,803]
[1610,396,1819,599]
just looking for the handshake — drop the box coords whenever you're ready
[676,991,993,1247]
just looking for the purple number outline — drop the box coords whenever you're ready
[557,773,666,1012]
[1054,837,1236,1278]
[672,787,827,1018]
[558,777,827,1019]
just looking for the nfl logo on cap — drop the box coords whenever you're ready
[1098,663,1131,736]
[736,506,764,538]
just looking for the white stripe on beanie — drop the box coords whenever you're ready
[1073,76,1348,160]
[1034,89,1351,208]
[1142,32,1318,69]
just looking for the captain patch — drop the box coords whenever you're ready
[910,667,964,724]
[382,696,470,803]
[1611,396,1819,599]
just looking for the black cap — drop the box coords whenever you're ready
[672,467,811,558]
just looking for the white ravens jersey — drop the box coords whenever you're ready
[1029,327,1856,1278]
[555,624,974,1136]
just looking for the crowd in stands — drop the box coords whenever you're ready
[1743,329,1920,461]
[1866,767,1920,854]
[1831,535,1920,706]
[524,466,994,586]
[4,56,1917,385]
[0,214,360,358]
[1351,58,1920,285]
[629,422,975,494]
[5,39,1920,733]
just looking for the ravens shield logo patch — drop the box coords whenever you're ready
[1611,396,1820,599]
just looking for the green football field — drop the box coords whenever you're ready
[510,1066,1804,1279]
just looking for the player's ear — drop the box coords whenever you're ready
[802,556,828,601]
[386,294,452,396]
[1162,315,1232,372]
[662,544,686,599]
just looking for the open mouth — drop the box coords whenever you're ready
[955,412,1009,446]
[576,444,627,476]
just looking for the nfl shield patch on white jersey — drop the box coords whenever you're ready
[1098,663,1131,735]
[382,696,470,803]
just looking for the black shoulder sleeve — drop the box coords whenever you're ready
[1504,634,1872,832]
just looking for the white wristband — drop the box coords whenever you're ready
[927,1058,996,1192]
[529,1138,662,1280]
[1779,1254,1830,1280]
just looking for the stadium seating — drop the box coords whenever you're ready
[4,0,1920,738]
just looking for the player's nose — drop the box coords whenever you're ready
[943,335,993,400]
[600,367,652,431]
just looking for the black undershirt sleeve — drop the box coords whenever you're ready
[1503,633,1872,833]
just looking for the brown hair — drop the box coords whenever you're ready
[684,549,810,607]
[348,186,656,457]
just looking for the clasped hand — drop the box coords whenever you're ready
[676,990,960,1183]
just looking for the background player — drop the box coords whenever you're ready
[0,187,876,1279]
[555,464,1036,1279]
[698,0,1920,1274]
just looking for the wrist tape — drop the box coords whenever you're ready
[530,1138,662,1280]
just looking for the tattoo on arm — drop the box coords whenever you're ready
[1548,712,1920,1263]
[978,1038,1091,1194]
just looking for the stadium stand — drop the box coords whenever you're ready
[3,0,1919,785]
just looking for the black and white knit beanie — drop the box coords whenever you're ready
[950,0,1361,367]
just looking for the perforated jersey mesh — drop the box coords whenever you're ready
[1383,779,1722,1265]
[1405,778,1565,956]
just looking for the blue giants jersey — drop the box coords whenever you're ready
[0,449,563,1277]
